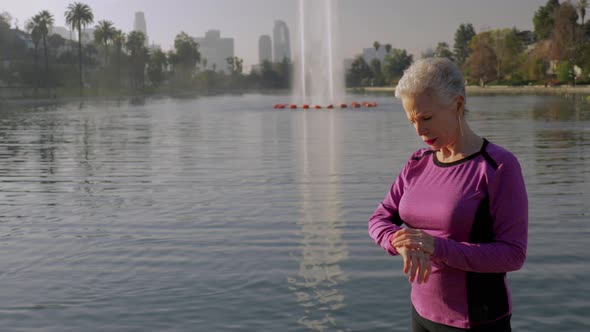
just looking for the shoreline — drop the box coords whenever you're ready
[0,88,292,104]
[3,85,590,104]
[353,85,590,95]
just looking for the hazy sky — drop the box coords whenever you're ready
[3,0,547,71]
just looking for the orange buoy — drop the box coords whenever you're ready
[326,104,334,109]
[302,104,309,109]
[340,103,347,108]
[290,104,297,109]
[314,105,322,109]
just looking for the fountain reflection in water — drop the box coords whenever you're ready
[287,109,348,331]
[293,0,345,106]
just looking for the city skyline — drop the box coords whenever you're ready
[273,20,291,63]
[258,35,271,64]
[133,11,148,47]
[3,0,548,71]
[195,30,234,73]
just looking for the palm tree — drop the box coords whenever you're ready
[384,43,392,54]
[37,10,54,87]
[125,31,148,88]
[579,0,588,25]
[93,20,114,66]
[65,2,94,94]
[147,48,168,87]
[373,41,381,57]
[25,15,42,91]
[111,29,125,87]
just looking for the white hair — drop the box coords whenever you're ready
[394,57,465,106]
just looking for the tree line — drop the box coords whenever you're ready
[346,0,590,87]
[2,0,589,97]
[0,2,292,96]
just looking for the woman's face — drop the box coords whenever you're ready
[401,92,463,150]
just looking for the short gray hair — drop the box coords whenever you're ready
[395,57,465,106]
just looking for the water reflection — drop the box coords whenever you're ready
[0,95,588,331]
[528,97,590,224]
[528,95,590,122]
[130,96,146,105]
[38,106,59,182]
[529,96,589,172]
[288,109,348,331]
[0,101,154,221]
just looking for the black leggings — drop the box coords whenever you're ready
[411,306,511,332]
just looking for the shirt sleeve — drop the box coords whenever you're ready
[432,154,528,272]
[368,159,411,256]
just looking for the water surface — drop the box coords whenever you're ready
[0,94,588,331]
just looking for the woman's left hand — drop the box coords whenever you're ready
[392,228,436,255]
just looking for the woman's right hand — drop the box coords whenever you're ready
[394,242,431,284]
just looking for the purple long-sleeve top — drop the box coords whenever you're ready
[368,139,528,329]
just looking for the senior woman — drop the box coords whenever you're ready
[368,58,528,332]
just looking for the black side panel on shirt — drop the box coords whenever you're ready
[480,139,498,171]
[387,208,404,226]
[412,305,512,332]
[466,195,509,324]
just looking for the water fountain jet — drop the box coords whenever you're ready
[293,0,344,106]
[273,0,377,110]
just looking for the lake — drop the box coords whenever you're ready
[0,94,588,331]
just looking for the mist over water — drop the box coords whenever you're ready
[293,0,345,106]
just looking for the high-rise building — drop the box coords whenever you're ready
[194,30,234,74]
[273,20,291,62]
[80,28,95,45]
[259,35,272,64]
[362,46,388,64]
[48,26,73,55]
[133,11,148,46]
[49,26,71,40]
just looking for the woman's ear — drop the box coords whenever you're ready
[455,95,465,116]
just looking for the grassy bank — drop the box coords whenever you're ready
[351,85,590,96]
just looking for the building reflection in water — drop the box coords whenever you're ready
[288,110,349,331]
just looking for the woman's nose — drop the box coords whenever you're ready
[415,123,427,136]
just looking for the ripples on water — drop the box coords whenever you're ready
[0,94,588,331]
